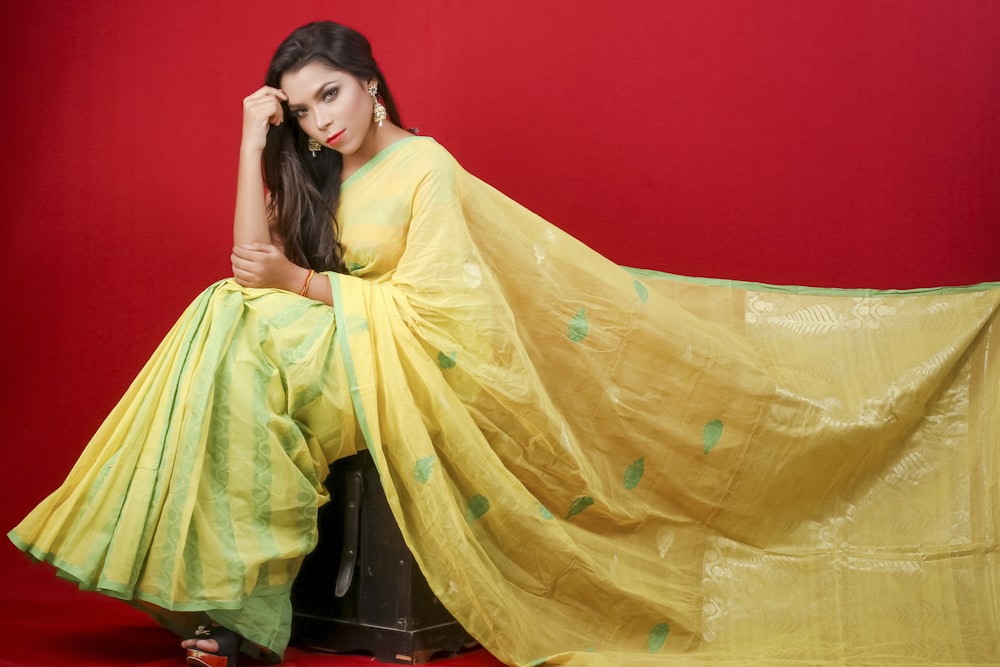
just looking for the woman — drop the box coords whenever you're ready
[9,20,1000,667]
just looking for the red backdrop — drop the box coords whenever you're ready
[1,1,998,539]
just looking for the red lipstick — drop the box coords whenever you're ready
[326,129,345,146]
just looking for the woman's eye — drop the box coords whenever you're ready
[292,109,308,118]
[322,88,338,102]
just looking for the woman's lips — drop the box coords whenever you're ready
[326,129,345,145]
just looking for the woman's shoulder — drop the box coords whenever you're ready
[398,135,459,167]
[345,135,457,189]
[374,135,464,189]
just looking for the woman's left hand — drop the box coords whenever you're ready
[231,243,306,292]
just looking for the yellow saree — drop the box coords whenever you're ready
[10,136,1000,665]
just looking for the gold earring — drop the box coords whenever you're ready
[369,84,386,128]
[308,138,322,157]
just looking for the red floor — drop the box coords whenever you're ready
[0,548,504,667]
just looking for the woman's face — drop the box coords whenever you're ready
[282,61,374,157]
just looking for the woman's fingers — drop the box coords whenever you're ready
[231,244,301,292]
[244,87,287,125]
[244,95,283,127]
[231,252,266,288]
[233,242,274,258]
[232,244,277,274]
[241,89,287,154]
[245,85,287,102]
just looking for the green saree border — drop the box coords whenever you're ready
[327,273,376,451]
[625,267,1000,297]
[341,135,430,190]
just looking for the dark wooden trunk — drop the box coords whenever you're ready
[291,450,477,664]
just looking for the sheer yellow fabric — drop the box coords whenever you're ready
[10,135,999,665]
[334,137,999,665]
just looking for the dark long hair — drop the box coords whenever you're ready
[263,21,404,272]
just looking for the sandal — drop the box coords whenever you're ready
[185,624,240,667]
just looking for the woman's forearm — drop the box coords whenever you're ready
[233,148,271,246]
[303,272,334,306]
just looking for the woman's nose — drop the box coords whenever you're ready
[315,110,333,130]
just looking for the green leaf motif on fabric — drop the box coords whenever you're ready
[526,659,548,667]
[413,456,435,484]
[633,279,649,303]
[568,307,589,343]
[539,504,554,520]
[437,351,457,369]
[703,419,723,454]
[346,262,364,273]
[465,494,490,523]
[648,622,670,653]
[624,457,645,490]
[347,315,369,335]
[565,496,594,519]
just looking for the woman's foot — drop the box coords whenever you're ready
[182,624,240,667]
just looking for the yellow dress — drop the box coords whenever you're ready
[10,136,1000,665]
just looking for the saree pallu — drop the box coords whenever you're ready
[10,137,1000,665]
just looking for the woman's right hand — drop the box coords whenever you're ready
[241,86,288,154]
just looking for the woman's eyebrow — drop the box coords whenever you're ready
[287,80,340,109]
